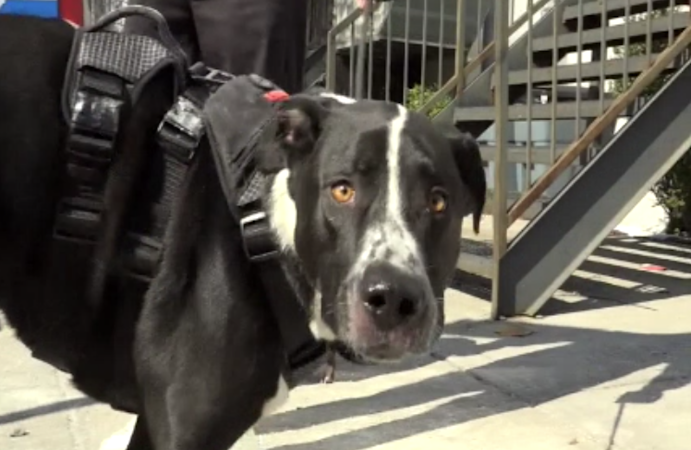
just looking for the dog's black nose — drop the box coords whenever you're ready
[360,264,427,331]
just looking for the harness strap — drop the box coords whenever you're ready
[200,76,327,375]
[238,90,328,376]
[117,67,326,375]
[120,63,233,280]
[54,69,128,244]
[235,90,289,263]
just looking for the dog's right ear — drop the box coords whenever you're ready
[259,96,330,172]
[277,97,328,150]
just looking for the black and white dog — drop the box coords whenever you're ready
[0,13,486,450]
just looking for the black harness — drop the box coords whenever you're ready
[52,6,325,379]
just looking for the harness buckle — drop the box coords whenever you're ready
[71,83,123,138]
[156,95,204,162]
[239,210,279,262]
[189,62,234,88]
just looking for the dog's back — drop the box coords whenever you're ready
[0,15,185,412]
[0,15,75,320]
[0,16,75,255]
[0,16,125,376]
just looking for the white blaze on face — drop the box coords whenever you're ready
[351,104,423,278]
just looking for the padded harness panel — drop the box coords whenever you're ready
[53,6,187,302]
[78,32,175,84]
[48,5,326,377]
[203,75,278,214]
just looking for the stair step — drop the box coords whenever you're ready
[457,253,493,278]
[458,242,494,278]
[479,145,568,165]
[456,216,532,278]
[507,53,682,86]
[563,0,685,22]
[532,12,688,53]
[454,100,614,122]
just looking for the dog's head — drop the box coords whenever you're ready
[258,92,486,363]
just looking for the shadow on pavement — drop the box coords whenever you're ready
[0,397,95,426]
[258,237,691,449]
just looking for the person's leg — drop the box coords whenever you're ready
[124,0,200,65]
[273,0,308,93]
[190,0,308,93]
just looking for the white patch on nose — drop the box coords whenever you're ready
[351,104,422,276]
[261,375,290,418]
[267,169,297,252]
[308,290,337,341]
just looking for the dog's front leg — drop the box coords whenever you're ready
[125,416,154,450]
[120,415,263,450]
[132,294,288,450]
[131,327,286,450]
[129,155,289,450]
[130,349,285,450]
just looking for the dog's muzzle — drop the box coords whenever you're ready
[345,262,438,361]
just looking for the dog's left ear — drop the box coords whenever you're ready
[259,95,330,172]
[440,125,487,233]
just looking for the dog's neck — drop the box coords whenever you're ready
[263,169,298,254]
[260,169,337,342]
[261,169,313,298]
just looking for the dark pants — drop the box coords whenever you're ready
[125,0,308,93]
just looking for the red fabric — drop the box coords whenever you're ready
[264,90,290,103]
[59,0,83,26]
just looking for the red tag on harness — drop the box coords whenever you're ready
[264,90,290,103]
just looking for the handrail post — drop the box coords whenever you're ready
[490,0,509,320]
[326,9,363,92]
[454,0,466,98]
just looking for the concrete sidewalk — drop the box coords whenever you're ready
[1,237,689,450]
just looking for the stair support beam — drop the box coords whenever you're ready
[496,57,691,317]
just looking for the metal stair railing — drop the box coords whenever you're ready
[508,23,691,226]
[489,1,691,317]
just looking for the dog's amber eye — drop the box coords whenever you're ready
[429,189,448,214]
[331,182,355,204]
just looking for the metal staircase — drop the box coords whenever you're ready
[327,0,691,318]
